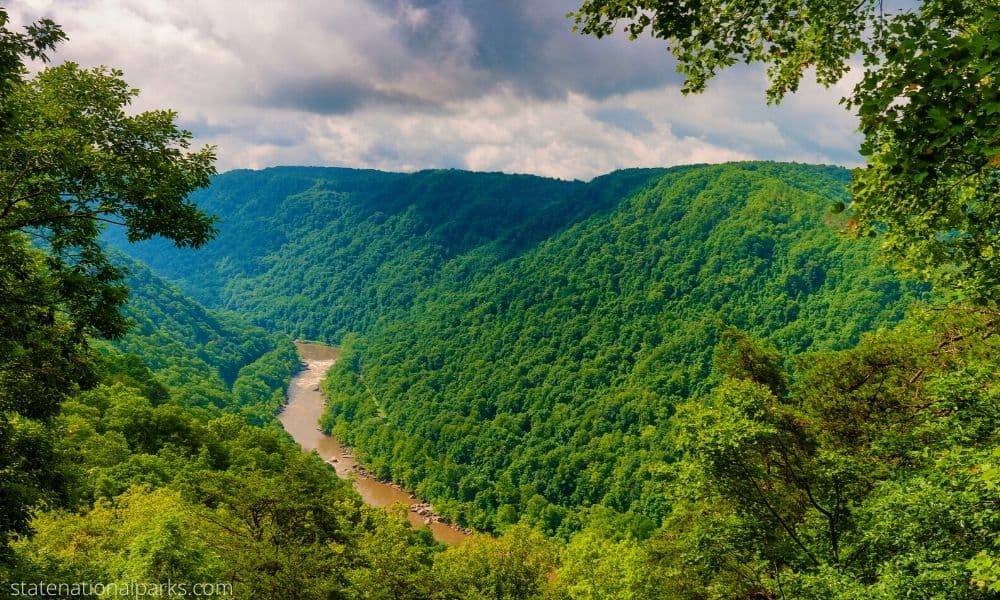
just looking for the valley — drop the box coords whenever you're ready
[107,161,928,534]
[280,342,469,545]
[10,161,997,599]
[5,3,997,596]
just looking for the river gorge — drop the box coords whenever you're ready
[278,341,469,545]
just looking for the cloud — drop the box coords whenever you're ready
[296,72,861,180]
[375,0,683,101]
[263,76,440,115]
[588,106,654,136]
[7,0,864,179]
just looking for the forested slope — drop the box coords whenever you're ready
[93,162,1000,599]
[9,247,573,600]
[108,162,927,532]
[106,166,659,340]
[320,162,927,531]
[6,257,459,598]
[111,252,267,385]
[11,237,993,600]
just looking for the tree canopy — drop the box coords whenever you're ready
[121,163,925,534]
[0,8,216,558]
[571,0,1000,302]
[4,5,997,598]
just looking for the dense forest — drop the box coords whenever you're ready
[6,257,559,599]
[104,166,663,341]
[102,161,1000,598]
[8,237,998,599]
[109,162,928,532]
[324,162,929,535]
[105,158,1000,598]
[4,1,999,598]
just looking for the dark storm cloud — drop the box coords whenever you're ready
[589,106,654,135]
[385,0,682,99]
[265,76,438,115]
[255,0,683,115]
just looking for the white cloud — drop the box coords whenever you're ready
[7,1,864,179]
[302,89,751,180]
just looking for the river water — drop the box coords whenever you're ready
[277,341,469,545]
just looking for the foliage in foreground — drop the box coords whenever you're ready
[0,7,214,563]
[572,0,1000,302]
[651,307,999,599]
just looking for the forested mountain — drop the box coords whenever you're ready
[8,247,579,600]
[7,256,454,598]
[101,251,307,424]
[105,166,640,340]
[32,163,1000,598]
[108,162,927,533]
[95,160,1000,598]
[108,166,721,340]
[319,162,928,532]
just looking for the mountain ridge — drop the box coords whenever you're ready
[106,160,926,532]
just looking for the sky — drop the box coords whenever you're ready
[9,0,866,180]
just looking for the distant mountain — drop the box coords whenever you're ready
[105,249,298,420]
[107,162,928,530]
[105,165,668,340]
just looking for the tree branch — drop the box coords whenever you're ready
[0,210,128,232]
[738,460,821,567]
[0,190,46,221]
[771,434,841,563]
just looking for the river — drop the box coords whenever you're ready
[277,341,469,546]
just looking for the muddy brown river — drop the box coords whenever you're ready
[278,341,469,546]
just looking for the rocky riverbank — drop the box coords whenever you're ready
[325,450,473,535]
[279,341,470,545]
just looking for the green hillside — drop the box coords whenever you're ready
[227,169,591,339]
[319,162,927,531]
[40,163,1000,599]
[9,247,611,600]
[106,166,649,340]
[102,250,298,422]
[8,252,463,597]
[108,162,927,532]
